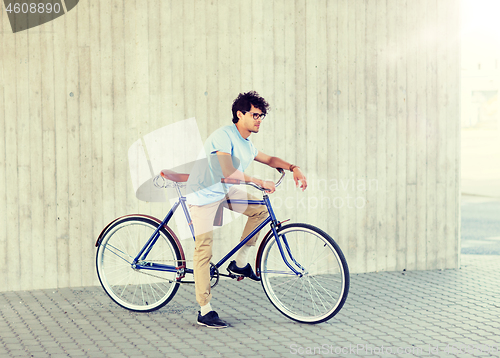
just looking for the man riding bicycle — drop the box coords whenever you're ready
[186,91,307,328]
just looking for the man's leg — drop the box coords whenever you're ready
[190,201,228,328]
[189,203,219,311]
[225,187,269,269]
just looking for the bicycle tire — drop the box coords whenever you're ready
[259,223,349,324]
[96,216,182,312]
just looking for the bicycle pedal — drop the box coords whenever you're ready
[226,270,244,281]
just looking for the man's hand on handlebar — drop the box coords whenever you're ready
[220,167,285,192]
[261,180,276,194]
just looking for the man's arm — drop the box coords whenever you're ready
[216,151,276,193]
[255,151,307,191]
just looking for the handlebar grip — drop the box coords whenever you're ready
[221,178,241,185]
[276,168,285,174]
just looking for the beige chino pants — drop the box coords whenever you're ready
[189,187,269,307]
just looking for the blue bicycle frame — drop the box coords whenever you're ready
[131,189,304,278]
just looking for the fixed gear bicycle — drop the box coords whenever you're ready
[95,168,349,324]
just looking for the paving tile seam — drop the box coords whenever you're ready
[0,292,54,356]
[27,290,134,357]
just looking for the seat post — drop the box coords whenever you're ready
[174,182,183,198]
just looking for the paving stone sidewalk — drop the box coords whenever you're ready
[0,255,499,358]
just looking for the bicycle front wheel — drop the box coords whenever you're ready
[260,223,349,324]
[96,216,182,312]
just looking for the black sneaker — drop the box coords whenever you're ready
[197,311,228,329]
[227,260,261,281]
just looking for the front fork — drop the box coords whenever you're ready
[262,193,304,277]
[269,223,306,277]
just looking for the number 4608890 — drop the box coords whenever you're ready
[5,2,61,14]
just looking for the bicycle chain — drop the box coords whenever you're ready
[133,259,189,284]
[134,267,182,284]
[133,260,219,287]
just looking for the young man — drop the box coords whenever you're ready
[186,91,307,328]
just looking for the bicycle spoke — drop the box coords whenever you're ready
[103,244,134,264]
[268,276,299,289]
[140,282,146,305]
[276,275,300,300]
[309,274,340,296]
[261,270,296,276]
[306,277,325,316]
[308,266,341,276]
[108,270,132,286]
[307,276,329,311]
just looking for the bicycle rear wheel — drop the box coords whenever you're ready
[96,216,182,312]
[259,223,349,324]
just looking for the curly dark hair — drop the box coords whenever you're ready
[231,91,270,123]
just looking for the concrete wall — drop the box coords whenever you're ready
[0,0,461,292]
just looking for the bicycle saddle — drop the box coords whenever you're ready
[160,170,189,182]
